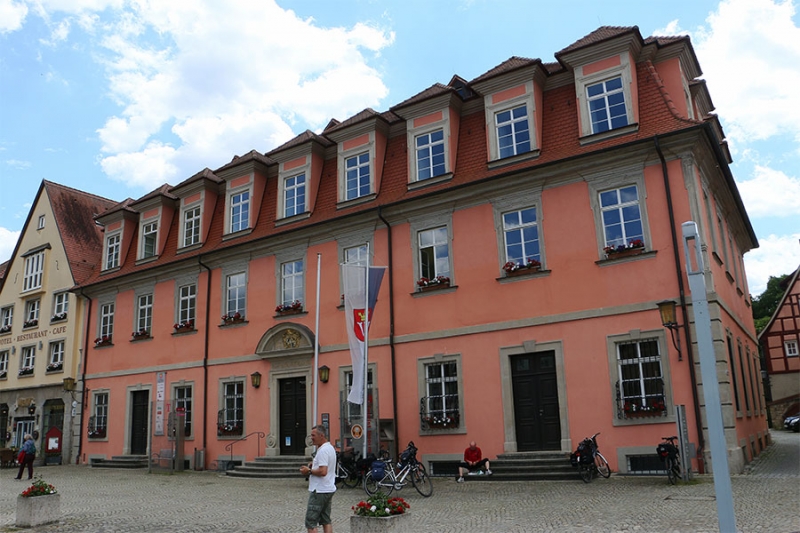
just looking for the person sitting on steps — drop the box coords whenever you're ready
[456,441,492,482]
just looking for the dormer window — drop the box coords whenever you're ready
[230,190,250,233]
[416,130,446,181]
[141,221,158,259]
[105,233,121,270]
[587,76,628,134]
[183,205,201,247]
[283,174,306,218]
[345,153,371,200]
[572,53,637,141]
[496,104,531,158]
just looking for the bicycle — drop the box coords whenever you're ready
[571,432,611,483]
[657,436,682,484]
[363,441,433,497]
[335,448,361,489]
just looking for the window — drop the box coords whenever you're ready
[226,273,246,318]
[600,185,643,249]
[418,227,450,280]
[284,174,306,218]
[503,207,540,266]
[141,221,158,258]
[91,393,108,438]
[183,206,201,247]
[415,130,446,181]
[496,104,531,159]
[616,339,666,418]
[137,294,153,334]
[21,345,36,372]
[105,233,121,269]
[422,361,460,429]
[0,350,9,377]
[24,299,40,327]
[53,293,69,320]
[737,343,750,412]
[220,381,244,436]
[785,340,799,357]
[100,303,115,340]
[23,251,44,291]
[37,215,45,229]
[174,385,193,437]
[179,284,197,324]
[344,244,368,267]
[345,153,371,200]
[0,306,12,333]
[587,76,628,134]
[230,191,250,233]
[281,260,304,307]
[48,341,64,371]
[727,336,741,412]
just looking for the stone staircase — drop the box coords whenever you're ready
[460,451,578,482]
[225,455,309,478]
[90,455,148,469]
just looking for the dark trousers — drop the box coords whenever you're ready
[15,453,34,480]
[459,458,489,472]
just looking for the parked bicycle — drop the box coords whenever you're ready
[570,432,611,483]
[364,441,433,497]
[656,436,682,484]
[335,448,361,489]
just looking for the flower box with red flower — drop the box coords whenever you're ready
[417,275,450,292]
[46,361,63,372]
[88,426,106,439]
[623,399,667,418]
[23,319,38,329]
[16,476,60,528]
[275,300,304,315]
[18,367,34,377]
[217,423,243,437]
[173,319,195,333]
[131,328,151,341]
[94,335,112,347]
[351,493,409,532]
[51,312,67,322]
[604,239,645,259]
[503,258,542,277]
[0,324,10,334]
[221,312,244,325]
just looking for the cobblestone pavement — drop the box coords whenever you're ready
[1,431,798,533]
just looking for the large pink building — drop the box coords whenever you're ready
[75,26,767,475]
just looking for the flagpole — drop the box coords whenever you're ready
[313,253,321,427]
[362,243,370,459]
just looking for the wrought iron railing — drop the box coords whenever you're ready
[225,431,266,464]
[420,395,461,430]
[217,409,243,436]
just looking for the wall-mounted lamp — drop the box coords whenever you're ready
[0,405,8,416]
[657,300,682,361]
[250,371,261,388]
[318,365,330,384]
[63,377,76,392]
[28,401,36,415]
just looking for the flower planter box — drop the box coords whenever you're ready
[173,326,195,334]
[505,266,541,277]
[605,247,644,260]
[276,308,303,316]
[94,341,112,348]
[418,283,449,292]
[131,334,151,341]
[16,493,61,528]
[221,318,245,326]
[350,514,408,533]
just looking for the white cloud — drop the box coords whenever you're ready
[0,226,20,264]
[0,0,28,34]
[4,159,31,169]
[737,165,800,217]
[694,0,800,147]
[744,233,800,294]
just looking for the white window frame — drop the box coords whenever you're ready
[483,83,537,163]
[182,205,201,247]
[100,302,115,340]
[226,272,247,318]
[417,354,464,433]
[586,76,629,134]
[599,184,644,249]
[24,299,40,326]
[93,392,109,432]
[0,350,8,376]
[785,339,799,358]
[229,190,250,233]
[105,232,121,270]
[283,174,306,218]
[574,55,635,139]
[140,220,158,259]
[37,214,45,229]
[173,384,193,437]
[495,103,532,159]
[417,226,451,281]
[48,340,64,369]
[0,306,13,330]
[344,245,368,267]
[280,259,305,307]
[53,293,69,319]
[502,206,541,267]
[344,152,372,201]
[406,112,452,184]
[136,294,153,334]
[21,345,36,371]
[221,380,244,435]
[587,170,651,258]
[415,129,446,182]
[178,284,197,324]
[23,251,45,292]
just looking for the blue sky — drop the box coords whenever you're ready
[0,0,798,294]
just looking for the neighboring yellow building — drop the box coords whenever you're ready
[0,181,117,465]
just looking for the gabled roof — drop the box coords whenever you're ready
[170,167,223,191]
[555,26,640,57]
[391,83,455,111]
[469,56,540,85]
[214,150,275,174]
[130,183,177,206]
[267,130,335,156]
[323,108,385,134]
[758,266,800,342]
[0,260,8,281]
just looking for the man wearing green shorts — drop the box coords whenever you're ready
[300,425,337,532]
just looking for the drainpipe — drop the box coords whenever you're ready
[377,207,399,454]
[76,289,92,465]
[198,256,212,460]
[654,136,706,473]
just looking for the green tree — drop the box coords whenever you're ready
[752,273,791,334]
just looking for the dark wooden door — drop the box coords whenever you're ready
[279,377,307,455]
[130,390,149,455]
[511,351,561,451]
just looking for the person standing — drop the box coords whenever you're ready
[457,441,492,482]
[14,434,36,481]
[299,425,336,533]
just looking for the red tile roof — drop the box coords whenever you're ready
[391,83,455,111]
[469,56,540,85]
[556,26,640,56]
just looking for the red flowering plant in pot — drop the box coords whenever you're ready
[20,476,57,498]
[131,328,150,340]
[173,319,195,332]
[352,493,410,517]
[221,312,244,324]
[275,300,303,314]
[94,335,112,347]
[604,239,645,257]
[503,258,541,274]
[417,275,450,289]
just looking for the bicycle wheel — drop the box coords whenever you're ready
[343,466,361,489]
[364,471,394,496]
[578,462,593,483]
[666,458,677,485]
[411,463,433,497]
[595,453,611,478]
[671,458,682,483]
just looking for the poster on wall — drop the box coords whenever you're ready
[155,372,166,435]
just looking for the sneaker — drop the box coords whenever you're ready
[457,477,464,483]
[477,470,484,475]
[468,471,477,476]
[486,469,493,476]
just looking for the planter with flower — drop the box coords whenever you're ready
[131,328,151,341]
[0,324,11,334]
[173,319,195,334]
[622,399,667,419]
[217,423,243,437]
[351,493,409,533]
[604,239,645,259]
[221,312,245,326]
[417,275,450,292]
[18,367,34,377]
[51,312,67,322]
[0,370,7,379]
[88,426,106,439]
[16,475,60,528]
[275,300,304,316]
[46,361,63,373]
[503,258,542,277]
[23,319,38,328]
[421,412,460,430]
[94,335,112,347]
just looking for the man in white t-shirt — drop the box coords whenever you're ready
[299,425,337,533]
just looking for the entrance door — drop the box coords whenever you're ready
[15,420,34,447]
[130,391,149,455]
[279,377,307,455]
[511,351,561,451]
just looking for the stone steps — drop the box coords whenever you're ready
[90,455,148,469]
[225,455,309,478]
